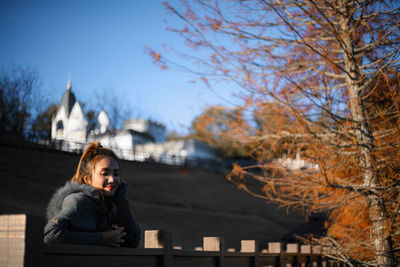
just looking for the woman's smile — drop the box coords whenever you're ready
[90,156,120,196]
[104,184,117,190]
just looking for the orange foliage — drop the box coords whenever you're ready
[159,0,400,264]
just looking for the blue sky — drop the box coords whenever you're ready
[0,0,239,134]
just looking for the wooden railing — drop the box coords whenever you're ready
[0,214,343,267]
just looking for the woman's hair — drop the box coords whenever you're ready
[71,142,119,184]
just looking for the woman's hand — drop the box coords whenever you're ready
[102,227,127,247]
[113,180,128,199]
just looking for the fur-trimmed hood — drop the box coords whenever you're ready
[46,181,103,221]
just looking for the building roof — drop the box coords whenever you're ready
[89,129,155,142]
[123,118,166,129]
[125,129,155,142]
[58,79,76,117]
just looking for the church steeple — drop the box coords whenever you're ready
[66,77,72,91]
[58,77,76,117]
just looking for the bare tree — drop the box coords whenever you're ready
[30,104,58,140]
[94,89,136,130]
[0,65,41,138]
[155,0,400,265]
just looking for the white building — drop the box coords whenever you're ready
[133,139,217,165]
[51,79,217,165]
[276,151,318,170]
[51,80,87,149]
[123,118,166,143]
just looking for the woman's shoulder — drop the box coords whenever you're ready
[63,191,91,204]
[61,192,100,215]
[46,181,102,220]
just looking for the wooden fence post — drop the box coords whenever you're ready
[163,232,173,267]
[240,240,259,267]
[286,243,299,267]
[301,245,312,267]
[203,236,225,267]
[0,214,44,267]
[145,230,163,248]
[268,242,282,266]
[144,230,173,267]
[203,237,220,252]
[0,214,26,267]
[268,242,282,253]
[312,246,322,267]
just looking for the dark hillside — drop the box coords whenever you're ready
[0,145,306,249]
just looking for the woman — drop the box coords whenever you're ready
[44,142,141,247]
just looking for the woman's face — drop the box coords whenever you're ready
[89,156,120,196]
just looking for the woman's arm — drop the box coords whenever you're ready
[112,181,141,247]
[44,193,104,245]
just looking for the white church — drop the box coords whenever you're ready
[51,80,217,165]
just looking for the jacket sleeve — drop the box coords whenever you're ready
[44,193,103,245]
[112,181,141,248]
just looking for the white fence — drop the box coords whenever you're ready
[34,139,225,171]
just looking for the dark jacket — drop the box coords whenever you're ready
[44,181,141,247]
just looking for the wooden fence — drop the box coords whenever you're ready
[0,214,343,267]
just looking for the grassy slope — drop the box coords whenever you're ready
[0,146,306,249]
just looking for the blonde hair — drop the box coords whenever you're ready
[71,142,119,184]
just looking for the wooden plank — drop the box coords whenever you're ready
[203,237,220,252]
[280,254,299,267]
[173,250,219,257]
[145,230,163,249]
[240,240,256,253]
[240,240,260,267]
[0,214,26,267]
[44,244,164,256]
[43,254,160,267]
[286,243,299,253]
[268,242,282,253]
[298,255,310,267]
[300,245,311,253]
[203,236,226,267]
[313,246,322,254]
[258,254,279,267]
[173,256,216,267]
[225,256,253,267]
